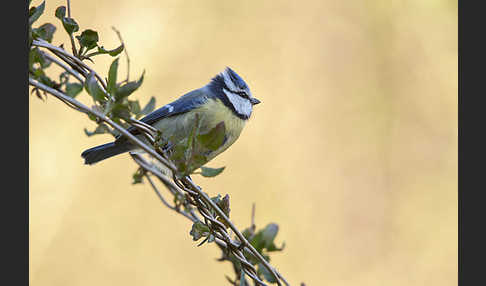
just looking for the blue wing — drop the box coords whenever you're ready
[121,88,209,138]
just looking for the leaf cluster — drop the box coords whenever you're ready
[189,194,231,244]
[189,193,284,285]
[28,1,155,136]
[230,223,285,285]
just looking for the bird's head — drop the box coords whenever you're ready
[209,67,260,119]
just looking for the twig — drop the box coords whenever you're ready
[143,172,197,223]
[52,49,88,77]
[129,118,159,133]
[29,77,176,171]
[33,39,108,91]
[41,51,84,83]
[129,153,182,197]
[251,203,256,233]
[112,26,130,83]
[66,0,72,18]
[181,177,283,286]
[66,0,79,58]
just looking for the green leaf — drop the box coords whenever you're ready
[207,234,215,243]
[209,194,231,228]
[188,154,208,176]
[250,223,282,254]
[61,17,79,34]
[29,47,51,69]
[189,221,210,241]
[197,121,226,151]
[257,263,278,283]
[211,194,222,205]
[209,194,230,220]
[218,194,230,217]
[200,166,225,177]
[55,6,66,19]
[39,76,55,88]
[30,67,45,78]
[242,227,254,240]
[186,113,200,152]
[140,97,156,115]
[32,23,56,43]
[261,223,279,248]
[185,114,208,172]
[98,44,124,57]
[170,114,220,177]
[111,102,131,120]
[84,72,106,102]
[115,71,145,99]
[107,57,119,94]
[59,71,71,85]
[28,47,35,70]
[65,82,83,98]
[84,123,110,137]
[29,1,45,26]
[87,112,98,122]
[76,29,99,51]
[169,142,188,176]
[128,100,141,115]
[266,241,285,252]
[132,168,145,184]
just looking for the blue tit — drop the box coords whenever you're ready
[81,67,261,172]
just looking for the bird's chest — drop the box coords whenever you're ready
[194,99,246,152]
[154,99,246,156]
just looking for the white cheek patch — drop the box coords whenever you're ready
[223,89,252,117]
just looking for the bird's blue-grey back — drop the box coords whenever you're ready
[123,88,211,137]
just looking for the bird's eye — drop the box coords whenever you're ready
[236,91,248,98]
[223,86,249,99]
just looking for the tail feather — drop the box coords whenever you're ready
[81,142,131,165]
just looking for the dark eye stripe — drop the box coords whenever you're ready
[224,86,249,99]
[236,91,249,98]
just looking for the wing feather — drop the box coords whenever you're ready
[118,88,209,140]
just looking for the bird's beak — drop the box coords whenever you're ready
[250,97,261,105]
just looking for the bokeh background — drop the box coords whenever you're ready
[29,0,457,285]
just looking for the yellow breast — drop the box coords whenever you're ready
[150,98,246,165]
[192,98,247,159]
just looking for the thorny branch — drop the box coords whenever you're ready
[29,38,290,286]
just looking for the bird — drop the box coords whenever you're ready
[81,67,260,174]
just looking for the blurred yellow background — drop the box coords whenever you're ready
[29,0,457,285]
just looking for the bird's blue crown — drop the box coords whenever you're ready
[209,67,249,93]
[224,67,249,91]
